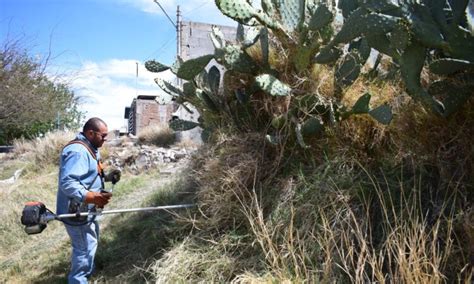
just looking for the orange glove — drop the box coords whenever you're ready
[85,191,112,207]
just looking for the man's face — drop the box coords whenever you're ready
[87,123,108,148]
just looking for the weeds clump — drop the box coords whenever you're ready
[137,124,175,147]
[12,131,75,172]
[149,238,237,283]
[169,94,473,282]
[191,132,278,231]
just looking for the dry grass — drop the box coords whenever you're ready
[173,137,200,150]
[224,163,472,283]
[191,132,277,231]
[137,124,176,147]
[12,131,75,171]
[148,238,237,283]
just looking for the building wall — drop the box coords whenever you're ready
[128,97,174,135]
[126,21,237,139]
[175,21,237,143]
[180,21,237,61]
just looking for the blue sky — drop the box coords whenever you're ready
[1,0,236,130]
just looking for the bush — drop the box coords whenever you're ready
[13,131,75,171]
[137,124,176,147]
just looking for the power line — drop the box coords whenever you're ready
[142,35,175,62]
[153,0,177,29]
[182,1,210,17]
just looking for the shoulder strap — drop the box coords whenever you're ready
[64,139,97,161]
[63,139,105,181]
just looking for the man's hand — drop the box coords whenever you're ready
[105,169,121,184]
[85,191,112,207]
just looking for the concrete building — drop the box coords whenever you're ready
[173,21,237,143]
[124,16,237,140]
[125,95,174,136]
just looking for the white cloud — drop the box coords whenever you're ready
[67,59,175,131]
[116,0,236,26]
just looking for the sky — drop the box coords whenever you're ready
[0,0,236,131]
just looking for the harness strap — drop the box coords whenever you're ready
[63,139,104,178]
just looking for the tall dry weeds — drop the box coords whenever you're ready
[229,163,471,283]
[12,131,75,172]
[191,132,278,231]
[137,124,175,147]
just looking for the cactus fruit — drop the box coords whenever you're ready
[145,60,169,73]
[255,74,292,96]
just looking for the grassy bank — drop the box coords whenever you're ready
[1,103,472,283]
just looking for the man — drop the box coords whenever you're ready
[57,117,121,284]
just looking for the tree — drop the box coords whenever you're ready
[0,38,83,144]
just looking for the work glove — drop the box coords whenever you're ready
[85,191,112,207]
[105,169,121,184]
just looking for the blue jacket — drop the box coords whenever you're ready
[56,133,103,215]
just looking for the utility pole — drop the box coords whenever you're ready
[176,5,181,60]
[176,5,182,88]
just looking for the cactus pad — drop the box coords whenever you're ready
[169,119,200,131]
[176,55,214,80]
[255,74,292,96]
[145,60,169,73]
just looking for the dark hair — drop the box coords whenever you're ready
[83,117,107,132]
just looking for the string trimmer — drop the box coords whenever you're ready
[20,201,194,235]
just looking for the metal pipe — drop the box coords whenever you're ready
[55,204,194,219]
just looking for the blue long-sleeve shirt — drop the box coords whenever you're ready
[56,133,103,215]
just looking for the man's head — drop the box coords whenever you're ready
[83,117,108,148]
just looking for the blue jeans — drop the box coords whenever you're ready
[64,221,99,284]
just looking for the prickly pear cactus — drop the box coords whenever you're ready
[255,74,292,97]
[145,60,169,73]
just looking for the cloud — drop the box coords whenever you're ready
[116,0,236,26]
[67,59,174,131]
